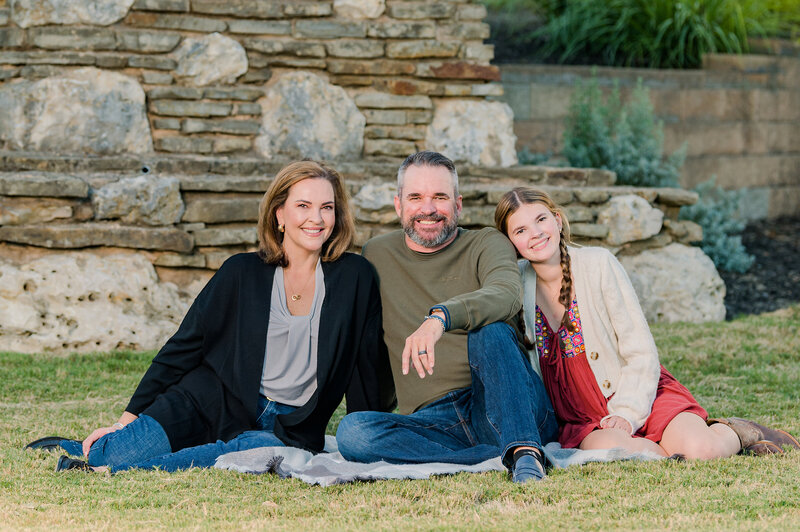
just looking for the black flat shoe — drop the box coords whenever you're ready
[25,436,80,451]
[55,455,92,472]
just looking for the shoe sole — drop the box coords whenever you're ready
[25,436,73,451]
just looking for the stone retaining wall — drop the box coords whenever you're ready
[498,54,800,219]
[0,0,519,165]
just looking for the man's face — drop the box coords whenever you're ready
[394,164,462,252]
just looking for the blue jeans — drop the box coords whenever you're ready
[336,322,557,469]
[63,396,295,472]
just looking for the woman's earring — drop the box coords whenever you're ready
[278,224,285,233]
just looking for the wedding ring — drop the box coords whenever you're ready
[418,350,427,355]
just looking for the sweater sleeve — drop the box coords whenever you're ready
[125,261,231,415]
[599,251,661,432]
[345,266,397,413]
[438,229,523,331]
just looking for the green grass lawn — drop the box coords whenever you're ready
[3,305,800,530]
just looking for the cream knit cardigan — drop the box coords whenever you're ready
[519,246,661,433]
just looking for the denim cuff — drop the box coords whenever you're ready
[428,305,450,331]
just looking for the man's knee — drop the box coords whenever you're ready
[468,322,516,359]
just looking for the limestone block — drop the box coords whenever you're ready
[355,92,431,109]
[327,59,415,76]
[362,109,406,125]
[326,40,384,59]
[406,110,432,124]
[442,22,491,40]
[191,0,282,17]
[563,205,593,223]
[294,19,365,39]
[471,84,503,97]
[255,71,365,160]
[128,55,177,70]
[0,223,193,252]
[172,33,247,86]
[203,87,264,101]
[367,21,435,39]
[182,118,260,135]
[141,71,173,84]
[574,188,610,204]
[0,172,88,197]
[462,43,494,62]
[227,20,291,35]
[182,197,260,223]
[192,226,257,246]
[458,205,495,227]
[153,118,180,130]
[0,197,74,225]
[92,176,184,226]
[117,30,182,52]
[284,2,331,16]
[458,4,487,20]
[570,223,608,239]
[153,252,205,268]
[417,62,500,81]
[655,188,699,207]
[10,0,135,28]
[365,125,425,140]
[28,27,117,50]
[133,0,189,11]
[386,40,460,59]
[0,253,191,353]
[155,136,213,153]
[151,100,232,117]
[0,67,153,155]
[663,219,703,244]
[334,0,384,19]
[175,175,270,193]
[244,39,325,57]
[148,86,204,100]
[619,243,726,323]
[126,12,226,32]
[353,182,395,212]
[364,138,416,157]
[596,195,664,245]
[235,102,263,115]
[387,2,455,19]
[0,28,25,48]
[425,100,517,167]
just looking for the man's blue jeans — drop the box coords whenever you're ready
[336,322,557,468]
[62,395,295,472]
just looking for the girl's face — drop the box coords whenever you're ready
[506,202,563,265]
[276,178,336,258]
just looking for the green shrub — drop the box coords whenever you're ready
[680,179,755,273]
[563,76,685,187]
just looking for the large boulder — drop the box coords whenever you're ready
[0,253,191,354]
[172,32,248,86]
[619,243,726,323]
[0,67,152,155]
[425,100,518,167]
[334,0,385,19]
[255,72,365,160]
[596,195,664,245]
[10,0,134,27]
[92,176,185,226]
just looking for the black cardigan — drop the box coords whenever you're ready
[125,252,396,453]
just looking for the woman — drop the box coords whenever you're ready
[28,160,395,472]
[494,186,799,459]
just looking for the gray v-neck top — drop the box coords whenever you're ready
[260,260,324,406]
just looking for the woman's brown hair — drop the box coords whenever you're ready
[257,160,355,266]
[495,187,575,333]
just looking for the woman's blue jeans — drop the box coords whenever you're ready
[62,396,295,472]
[336,322,557,469]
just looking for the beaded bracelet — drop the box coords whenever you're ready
[424,314,446,332]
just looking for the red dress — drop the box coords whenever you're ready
[535,299,708,448]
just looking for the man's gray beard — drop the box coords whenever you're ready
[402,215,459,249]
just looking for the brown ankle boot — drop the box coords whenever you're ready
[708,417,800,455]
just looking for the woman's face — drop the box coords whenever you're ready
[506,202,562,264]
[276,178,336,258]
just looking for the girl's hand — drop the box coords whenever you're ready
[600,415,633,435]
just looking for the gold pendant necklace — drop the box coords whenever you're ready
[285,268,314,303]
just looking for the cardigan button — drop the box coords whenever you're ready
[590,351,599,360]
[602,380,611,389]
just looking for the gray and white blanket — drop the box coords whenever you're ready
[215,436,664,487]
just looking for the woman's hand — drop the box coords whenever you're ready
[600,415,633,435]
[82,412,138,456]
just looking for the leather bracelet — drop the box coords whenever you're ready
[424,314,446,332]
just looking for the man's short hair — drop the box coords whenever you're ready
[397,151,459,196]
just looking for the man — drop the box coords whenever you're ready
[336,151,557,483]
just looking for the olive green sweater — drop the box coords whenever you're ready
[363,228,522,414]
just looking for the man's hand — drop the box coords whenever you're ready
[599,415,632,435]
[401,312,445,378]
[82,412,138,456]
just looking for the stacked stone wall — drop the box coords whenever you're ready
[0,0,512,162]
[499,53,800,219]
